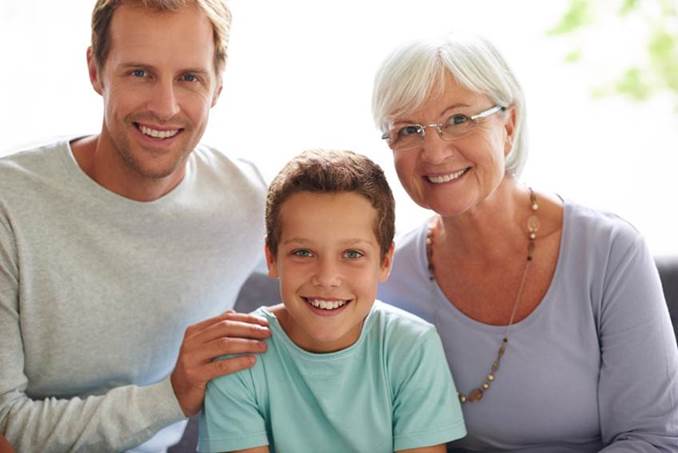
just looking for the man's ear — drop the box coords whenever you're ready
[211,77,223,108]
[87,47,104,95]
[379,242,395,282]
[264,242,279,279]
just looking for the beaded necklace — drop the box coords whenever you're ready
[426,188,539,403]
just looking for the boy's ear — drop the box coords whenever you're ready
[264,242,279,279]
[378,242,395,282]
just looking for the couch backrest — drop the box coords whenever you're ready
[656,257,678,341]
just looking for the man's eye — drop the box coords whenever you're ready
[292,249,313,258]
[131,69,146,78]
[396,125,422,138]
[447,114,470,126]
[343,249,364,260]
[181,73,199,82]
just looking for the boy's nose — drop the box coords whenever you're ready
[311,259,341,287]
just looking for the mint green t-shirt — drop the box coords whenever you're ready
[198,301,466,452]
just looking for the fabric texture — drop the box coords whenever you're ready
[199,301,466,453]
[378,201,678,452]
[0,139,266,452]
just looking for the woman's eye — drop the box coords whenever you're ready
[292,249,313,258]
[447,114,470,126]
[397,125,422,138]
[343,249,364,260]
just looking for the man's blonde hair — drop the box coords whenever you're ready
[91,0,231,74]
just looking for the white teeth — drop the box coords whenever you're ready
[307,298,348,310]
[427,168,467,184]
[138,125,179,139]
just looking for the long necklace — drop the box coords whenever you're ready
[426,188,539,404]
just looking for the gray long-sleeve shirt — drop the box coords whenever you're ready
[378,201,678,452]
[0,139,266,452]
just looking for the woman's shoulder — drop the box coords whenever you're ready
[563,200,645,257]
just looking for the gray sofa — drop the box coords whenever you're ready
[169,258,678,452]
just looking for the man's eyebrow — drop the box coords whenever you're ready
[117,63,210,75]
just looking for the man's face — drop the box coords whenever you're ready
[266,191,393,353]
[88,4,222,181]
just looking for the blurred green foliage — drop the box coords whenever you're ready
[549,0,678,108]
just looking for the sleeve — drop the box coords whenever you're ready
[198,366,268,452]
[391,329,467,451]
[0,212,186,452]
[597,231,678,451]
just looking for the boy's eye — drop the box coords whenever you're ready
[343,249,364,260]
[131,69,146,78]
[292,249,313,258]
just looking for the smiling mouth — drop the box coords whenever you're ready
[426,167,471,184]
[303,297,351,311]
[134,123,182,140]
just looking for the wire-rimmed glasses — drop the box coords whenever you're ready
[381,105,506,151]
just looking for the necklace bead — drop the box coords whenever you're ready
[428,188,539,404]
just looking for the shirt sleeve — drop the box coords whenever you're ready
[597,231,678,451]
[0,214,186,452]
[198,365,268,452]
[391,328,467,451]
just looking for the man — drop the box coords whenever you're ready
[0,1,271,451]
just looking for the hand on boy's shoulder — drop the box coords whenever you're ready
[170,310,271,416]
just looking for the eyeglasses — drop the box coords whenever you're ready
[381,104,506,150]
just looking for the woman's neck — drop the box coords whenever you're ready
[436,177,531,264]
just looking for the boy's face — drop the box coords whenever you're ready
[266,191,393,353]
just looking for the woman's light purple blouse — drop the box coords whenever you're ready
[378,201,678,452]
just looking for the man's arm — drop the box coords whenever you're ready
[0,218,270,451]
[171,310,270,416]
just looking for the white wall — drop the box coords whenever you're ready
[1,0,676,254]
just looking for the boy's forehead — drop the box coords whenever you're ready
[277,191,379,240]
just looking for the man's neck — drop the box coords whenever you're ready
[70,135,186,202]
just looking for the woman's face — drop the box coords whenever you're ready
[388,73,515,217]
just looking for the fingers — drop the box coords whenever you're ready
[196,337,267,363]
[185,311,270,341]
[205,354,257,382]
[188,318,271,346]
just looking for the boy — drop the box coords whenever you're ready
[199,150,466,452]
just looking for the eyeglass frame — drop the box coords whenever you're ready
[381,104,507,147]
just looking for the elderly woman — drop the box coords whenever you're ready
[374,34,678,451]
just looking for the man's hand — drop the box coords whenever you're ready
[170,311,271,417]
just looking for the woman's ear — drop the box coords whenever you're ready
[503,106,517,156]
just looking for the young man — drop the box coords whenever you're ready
[199,150,466,452]
[0,1,271,451]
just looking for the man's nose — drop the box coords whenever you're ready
[147,79,180,121]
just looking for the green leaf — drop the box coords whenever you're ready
[619,0,639,16]
[548,0,593,35]
[564,49,582,63]
[614,67,653,100]
[648,28,678,92]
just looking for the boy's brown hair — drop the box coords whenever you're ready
[266,150,395,259]
[91,0,231,74]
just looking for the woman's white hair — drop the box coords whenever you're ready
[372,33,528,176]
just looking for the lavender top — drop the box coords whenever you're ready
[378,201,678,452]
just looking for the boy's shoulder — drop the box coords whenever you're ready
[366,301,439,347]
